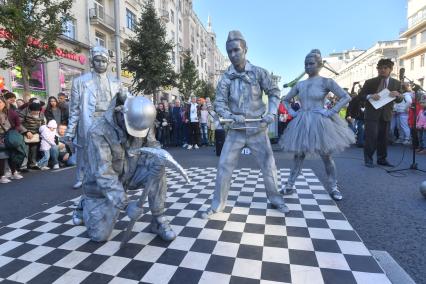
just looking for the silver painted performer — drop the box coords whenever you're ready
[279,49,355,201]
[76,95,176,242]
[203,30,289,218]
[65,46,120,189]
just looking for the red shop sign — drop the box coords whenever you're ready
[0,28,86,65]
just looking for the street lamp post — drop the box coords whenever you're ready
[114,0,121,81]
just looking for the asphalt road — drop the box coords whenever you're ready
[1,143,425,283]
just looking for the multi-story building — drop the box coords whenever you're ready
[0,0,227,102]
[399,0,426,88]
[329,40,406,89]
[321,49,365,79]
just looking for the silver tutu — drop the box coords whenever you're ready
[279,110,355,155]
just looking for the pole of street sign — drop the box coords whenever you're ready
[114,0,121,81]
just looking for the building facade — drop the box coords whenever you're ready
[328,40,406,89]
[0,0,227,102]
[399,0,426,88]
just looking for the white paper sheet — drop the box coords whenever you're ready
[368,88,396,109]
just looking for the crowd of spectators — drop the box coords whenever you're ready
[0,90,74,184]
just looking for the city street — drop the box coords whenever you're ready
[1,144,425,283]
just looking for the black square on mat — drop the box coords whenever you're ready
[74,254,110,272]
[218,231,243,243]
[263,235,288,248]
[321,268,357,284]
[114,243,144,258]
[323,212,346,220]
[205,220,226,230]
[316,199,335,206]
[21,221,47,230]
[285,210,305,218]
[261,262,291,283]
[244,223,265,234]
[165,208,181,216]
[289,249,319,267]
[0,259,31,278]
[168,267,203,284]
[80,272,114,284]
[27,212,50,220]
[184,203,203,211]
[43,235,73,248]
[178,227,202,238]
[286,227,310,238]
[3,243,37,258]
[229,276,260,284]
[117,260,153,281]
[332,230,361,242]
[48,224,75,235]
[37,249,72,265]
[14,231,44,243]
[265,216,284,225]
[190,239,216,254]
[76,240,106,253]
[312,239,342,253]
[306,219,329,228]
[228,214,247,223]
[157,248,187,266]
[27,266,69,284]
[170,217,190,226]
[301,204,321,211]
[205,255,235,274]
[236,244,263,261]
[345,255,384,273]
[0,227,16,236]
[248,208,267,216]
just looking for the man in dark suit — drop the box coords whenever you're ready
[359,59,403,168]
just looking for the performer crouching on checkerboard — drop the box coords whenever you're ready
[72,94,176,242]
[279,49,355,201]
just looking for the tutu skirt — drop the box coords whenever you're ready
[279,110,355,155]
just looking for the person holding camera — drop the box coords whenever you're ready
[346,82,365,147]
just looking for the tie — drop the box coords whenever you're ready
[377,78,386,93]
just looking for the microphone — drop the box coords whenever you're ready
[399,68,405,81]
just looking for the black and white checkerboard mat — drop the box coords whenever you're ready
[0,167,390,284]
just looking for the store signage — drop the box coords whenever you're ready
[0,28,86,65]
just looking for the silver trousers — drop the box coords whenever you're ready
[211,128,285,212]
[287,153,337,191]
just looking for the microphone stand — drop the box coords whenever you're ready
[387,76,426,173]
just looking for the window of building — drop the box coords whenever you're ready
[421,54,425,68]
[126,9,137,31]
[63,19,76,39]
[178,19,182,32]
[94,0,104,20]
[410,58,415,70]
[171,31,175,42]
[422,30,426,43]
[171,51,176,64]
[95,31,106,47]
[410,35,417,49]
[170,9,174,23]
[59,64,83,93]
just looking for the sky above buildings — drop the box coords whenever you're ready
[193,0,407,88]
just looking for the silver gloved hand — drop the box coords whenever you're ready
[261,113,275,125]
[231,114,245,123]
[126,201,144,220]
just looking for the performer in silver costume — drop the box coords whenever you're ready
[203,30,289,218]
[65,46,120,189]
[279,49,355,201]
[76,95,176,242]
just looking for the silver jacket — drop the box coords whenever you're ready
[83,98,160,210]
[214,61,280,123]
[65,72,120,142]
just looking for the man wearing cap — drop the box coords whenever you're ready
[359,58,403,168]
[74,94,176,242]
[203,30,289,218]
[65,46,121,189]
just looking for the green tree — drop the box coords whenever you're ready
[0,0,73,101]
[123,0,176,101]
[178,51,199,101]
[195,79,215,102]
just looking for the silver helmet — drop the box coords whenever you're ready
[122,96,156,137]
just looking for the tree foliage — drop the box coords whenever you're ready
[0,0,73,100]
[178,50,199,101]
[195,79,215,102]
[123,0,177,98]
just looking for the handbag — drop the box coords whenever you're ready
[24,133,40,143]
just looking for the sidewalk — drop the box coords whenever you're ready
[0,167,391,283]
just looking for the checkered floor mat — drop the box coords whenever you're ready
[0,167,390,284]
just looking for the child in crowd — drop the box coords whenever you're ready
[36,120,59,170]
[200,104,209,146]
[416,107,426,154]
